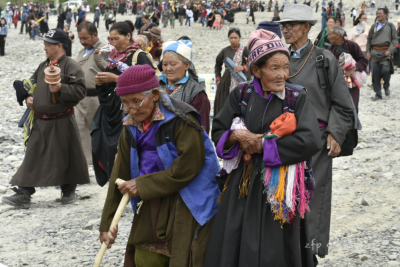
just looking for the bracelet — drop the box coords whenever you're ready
[261,137,265,147]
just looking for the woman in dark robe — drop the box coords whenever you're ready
[207,10,215,28]
[205,29,321,267]
[193,5,199,22]
[38,7,49,34]
[56,8,66,29]
[315,16,335,49]
[214,28,251,116]
[92,20,155,186]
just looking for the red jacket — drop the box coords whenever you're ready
[201,9,207,17]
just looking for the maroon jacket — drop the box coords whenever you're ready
[328,39,368,72]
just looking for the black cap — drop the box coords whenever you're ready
[41,29,69,45]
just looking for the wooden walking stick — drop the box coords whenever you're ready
[93,178,130,267]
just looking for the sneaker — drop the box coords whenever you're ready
[61,190,76,205]
[2,188,31,209]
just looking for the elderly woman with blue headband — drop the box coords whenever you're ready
[159,40,211,134]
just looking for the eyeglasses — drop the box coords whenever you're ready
[279,22,304,30]
[120,95,147,112]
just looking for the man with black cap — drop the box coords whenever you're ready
[2,28,89,209]
[277,4,354,259]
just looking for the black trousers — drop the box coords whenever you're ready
[0,35,5,56]
[20,20,28,33]
[19,184,77,195]
[372,62,391,98]
[105,19,110,30]
[94,18,99,28]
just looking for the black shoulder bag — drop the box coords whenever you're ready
[315,47,362,157]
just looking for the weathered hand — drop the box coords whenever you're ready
[99,226,118,249]
[366,52,371,60]
[385,51,391,57]
[234,65,244,72]
[232,129,263,155]
[94,47,102,55]
[327,133,341,157]
[94,74,104,86]
[216,80,220,85]
[26,96,34,110]
[344,67,356,78]
[49,83,61,93]
[118,179,139,198]
[96,72,119,84]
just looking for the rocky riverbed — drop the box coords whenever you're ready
[0,7,400,267]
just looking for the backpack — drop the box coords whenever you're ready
[131,49,162,77]
[314,47,362,157]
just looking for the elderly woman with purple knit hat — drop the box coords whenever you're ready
[98,64,221,266]
[204,29,322,267]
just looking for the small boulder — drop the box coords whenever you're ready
[361,198,369,206]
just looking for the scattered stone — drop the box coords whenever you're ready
[383,240,390,246]
[71,256,76,259]
[389,255,398,260]
[0,186,7,194]
[370,172,378,179]
[82,224,93,230]
[392,241,400,247]
[360,255,369,261]
[79,193,91,200]
[361,198,369,206]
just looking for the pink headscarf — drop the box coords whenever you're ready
[247,29,289,67]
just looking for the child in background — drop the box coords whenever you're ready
[30,15,42,40]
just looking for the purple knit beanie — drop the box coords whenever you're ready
[116,65,160,96]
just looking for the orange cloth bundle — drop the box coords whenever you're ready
[269,113,297,137]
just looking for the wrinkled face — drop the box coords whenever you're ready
[327,28,341,45]
[251,53,289,94]
[44,41,62,59]
[109,30,131,52]
[78,28,97,49]
[162,52,190,84]
[228,32,240,47]
[281,23,307,45]
[120,90,160,123]
[327,18,335,29]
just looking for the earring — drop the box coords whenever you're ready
[186,69,188,76]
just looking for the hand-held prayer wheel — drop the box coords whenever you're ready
[44,65,61,105]
[93,178,130,267]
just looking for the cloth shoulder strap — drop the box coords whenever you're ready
[238,81,253,123]
[314,47,331,108]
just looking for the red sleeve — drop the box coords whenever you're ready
[189,91,211,135]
